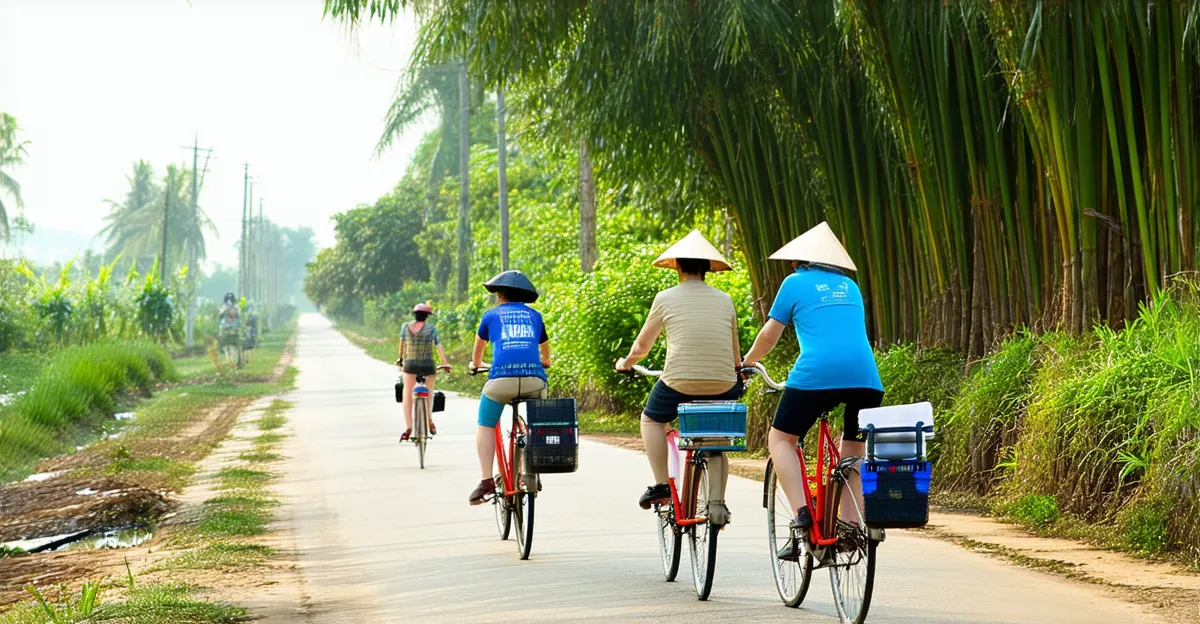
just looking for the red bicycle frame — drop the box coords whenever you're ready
[494,409,527,497]
[665,429,708,528]
[795,417,842,547]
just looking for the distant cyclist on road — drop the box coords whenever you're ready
[398,302,451,442]
[741,222,884,560]
[468,271,551,505]
[218,292,241,330]
[614,230,742,524]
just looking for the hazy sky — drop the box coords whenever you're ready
[0,0,432,268]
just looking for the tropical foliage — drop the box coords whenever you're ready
[327,0,1200,357]
[0,112,29,242]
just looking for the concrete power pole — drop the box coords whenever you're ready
[183,137,212,348]
[160,175,170,283]
[497,84,509,272]
[240,165,249,298]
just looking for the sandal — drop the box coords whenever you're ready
[399,428,412,442]
[469,478,496,505]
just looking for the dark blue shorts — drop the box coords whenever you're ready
[643,380,744,423]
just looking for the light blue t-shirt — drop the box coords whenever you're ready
[767,266,883,391]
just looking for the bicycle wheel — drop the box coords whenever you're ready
[512,445,535,560]
[493,478,512,540]
[414,399,428,470]
[686,461,719,601]
[655,502,681,582]
[765,460,813,607]
[828,486,876,624]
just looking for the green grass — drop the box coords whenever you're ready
[148,543,276,572]
[256,399,291,430]
[214,467,275,490]
[579,410,640,436]
[0,352,46,395]
[238,449,283,463]
[106,455,196,489]
[1,583,249,624]
[254,432,285,445]
[1001,494,1060,528]
[196,510,270,538]
[0,341,176,482]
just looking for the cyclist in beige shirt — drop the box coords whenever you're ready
[615,230,742,520]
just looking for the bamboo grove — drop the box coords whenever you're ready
[327,0,1200,354]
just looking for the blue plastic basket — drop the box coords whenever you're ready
[677,402,747,451]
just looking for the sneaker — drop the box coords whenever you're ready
[791,506,814,530]
[639,483,671,510]
[707,501,732,526]
[399,428,412,442]
[776,536,801,561]
[469,478,496,505]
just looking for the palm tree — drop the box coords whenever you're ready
[0,113,30,242]
[100,161,215,277]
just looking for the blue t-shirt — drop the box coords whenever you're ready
[767,266,883,391]
[477,303,549,381]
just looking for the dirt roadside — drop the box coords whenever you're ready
[585,432,1200,624]
[0,331,298,613]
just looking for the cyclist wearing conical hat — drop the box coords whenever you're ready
[615,230,743,523]
[469,270,551,505]
[742,221,884,560]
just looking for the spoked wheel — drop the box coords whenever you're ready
[654,502,681,582]
[686,461,719,601]
[828,490,876,623]
[493,474,511,540]
[512,445,535,560]
[414,400,428,470]
[765,460,813,607]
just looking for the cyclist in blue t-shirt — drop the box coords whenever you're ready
[742,222,885,560]
[468,271,551,505]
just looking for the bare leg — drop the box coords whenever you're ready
[476,425,496,480]
[640,414,670,484]
[839,439,866,523]
[401,372,417,430]
[426,374,437,430]
[768,427,807,517]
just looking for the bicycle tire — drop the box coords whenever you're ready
[686,460,718,601]
[414,398,428,469]
[765,460,813,607]
[828,467,876,624]
[493,476,512,540]
[513,445,535,560]
[655,502,681,582]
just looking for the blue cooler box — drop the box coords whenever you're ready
[862,460,931,528]
[677,402,747,451]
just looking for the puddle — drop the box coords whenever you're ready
[113,412,136,421]
[75,488,98,496]
[23,470,65,483]
[60,527,153,552]
[1,526,153,554]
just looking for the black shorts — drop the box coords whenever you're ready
[772,388,885,442]
[643,380,743,423]
[402,360,436,376]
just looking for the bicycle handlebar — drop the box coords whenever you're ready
[739,363,786,391]
[469,363,491,376]
[619,364,660,378]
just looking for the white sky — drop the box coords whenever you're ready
[0,0,432,268]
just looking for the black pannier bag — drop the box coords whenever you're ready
[524,398,579,473]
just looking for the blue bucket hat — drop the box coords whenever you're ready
[484,270,539,303]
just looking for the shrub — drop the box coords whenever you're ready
[1120,496,1172,554]
[0,341,176,481]
[1002,493,1059,528]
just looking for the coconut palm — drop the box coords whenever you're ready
[0,113,30,242]
[100,162,215,277]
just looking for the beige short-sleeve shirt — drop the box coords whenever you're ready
[643,280,738,395]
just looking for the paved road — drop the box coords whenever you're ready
[278,314,1159,623]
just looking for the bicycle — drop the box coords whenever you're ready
[470,364,575,561]
[219,326,243,369]
[741,363,881,624]
[623,365,741,601]
[396,362,451,469]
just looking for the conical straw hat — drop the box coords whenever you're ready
[769,221,858,271]
[652,229,732,272]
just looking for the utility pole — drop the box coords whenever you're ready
[183,137,212,347]
[257,198,264,306]
[160,175,170,283]
[240,165,249,298]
